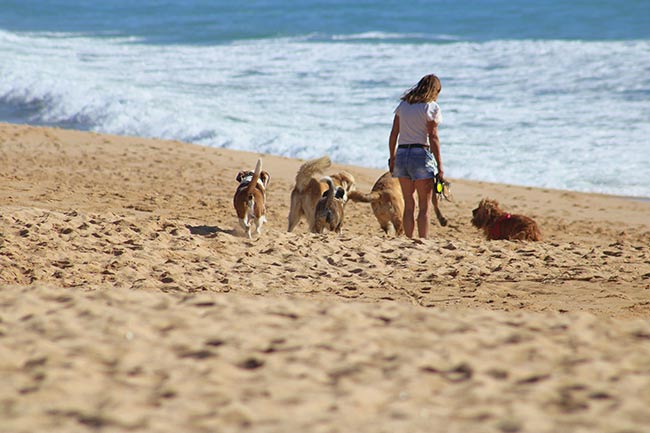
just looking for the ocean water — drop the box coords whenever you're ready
[1,1,649,197]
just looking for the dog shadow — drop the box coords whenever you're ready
[185,224,236,237]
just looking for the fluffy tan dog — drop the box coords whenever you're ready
[348,171,449,236]
[471,198,541,241]
[233,159,270,238]
[312,177,347,234]
[287,156,355,232]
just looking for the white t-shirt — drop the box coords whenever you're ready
[394,100,442,145]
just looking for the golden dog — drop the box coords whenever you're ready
[287,156,355,232]
[233,159,270,238]
[348,171,449,236]
[312,177,347,234]
[348,172,404,236]
[471,198,541,241]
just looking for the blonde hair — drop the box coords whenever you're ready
[401,74,442,104]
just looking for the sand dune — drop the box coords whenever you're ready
[1,122,650,432]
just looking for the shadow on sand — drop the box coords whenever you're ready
[186,224,236,237]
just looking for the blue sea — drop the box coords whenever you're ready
[1,1,649,197]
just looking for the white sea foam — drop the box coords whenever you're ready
[1,30,649,197]
[330,32,461,42]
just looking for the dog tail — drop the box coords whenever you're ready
[245,159,263,198]
[321,176,336,212]
[347,190,379,203]
[295,156,331,192]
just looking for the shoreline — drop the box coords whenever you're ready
[3,120,647,202]
[2,121,650,433]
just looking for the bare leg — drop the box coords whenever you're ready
[398,178,416,238]
[414,179,433,239]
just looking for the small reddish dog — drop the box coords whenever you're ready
[471,198,541,241]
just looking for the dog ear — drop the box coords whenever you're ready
[260,171,271,187]
[483,199,499,221]
[335,186,346,200]
[339,179,352,192]
[236,171,245,182]
[338,172,356,192]
[485,204,494,221]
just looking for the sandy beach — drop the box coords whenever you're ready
[1,122,650,433]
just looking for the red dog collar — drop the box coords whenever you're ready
[489,213,512,239]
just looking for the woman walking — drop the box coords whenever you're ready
[388,74,445,239]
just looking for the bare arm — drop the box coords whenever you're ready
[427,120,443,179]
[389,114,399,173]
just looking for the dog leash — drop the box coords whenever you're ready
[433,174,452,202]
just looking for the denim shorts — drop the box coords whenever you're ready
[392,147,437,180]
